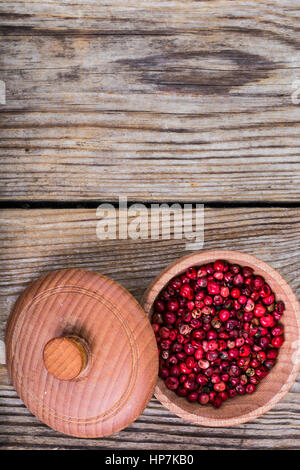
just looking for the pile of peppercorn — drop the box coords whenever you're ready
[151,260,284,408]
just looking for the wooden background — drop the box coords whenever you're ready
[0,0,299,450]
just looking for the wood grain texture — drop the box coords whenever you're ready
[0,0,300,201]
[142,249,300,426]
[5,268,158,438]
[0,207,300,448]
[0,0,300,448]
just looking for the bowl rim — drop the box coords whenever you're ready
[142,249,300,427]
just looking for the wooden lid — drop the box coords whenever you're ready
[5,269,158,438]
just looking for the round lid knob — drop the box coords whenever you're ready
[43,336,88,381]
[5,269,158,438]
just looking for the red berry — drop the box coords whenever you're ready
[219,309,230,322]
[220,286,230,298]
[207,330,217,340]
[165,376,179,390]
[180,360,192,372]
[169,277,182,290]
[206,264,214,275]
[214,272,224,281]
[229,364,241,377]
[271,336,284,348]
[198,359,210,370]
[257,351,266,362]
[260,314,275,328]
[170,365,180,377]
[197,267,207,277]
[259,283,271,298]
[214,381,226,392]
[183,379,196,391]
[198,393,209,405]
[155,300,165,312]
[221,373,229,382]
[262,294,275,305]
[160,339,172,350]
[180,284,194,300]
[214,260,226,272]
[167,299,179,311]
[231,287,240,299]
[239,345,252,357]
[224,272,234,283]
[242,266,254,277]
[159,367,169,379]
[197,277,207,288]
[218,339,227,351]
[252,276,264,290]
[228,389,237,398]
[233,274,244,286]
[267,349,278,359]
[192,329,205,340]
[251,291,260,301]
[254,303,266,317]
[259,336,270,349]
[194,348,204,360]
[256,368,267,379]
[196,374,208,386]
[219,391,229,401]
[185,357,196,369]
[265,359,275,369]
[207,280,220,295]
[230,264,241,274]
[186,267,197,279]
[212,397,223,408]
[176,387,188,397]
[203,295,213,306]
[236,338,245,347]
[236,384,246,395]
[228,348,239,360]
[184,343,195,355]
[159,326,170,339]
[275,301,285,314]
[250,358,260,368]
[187,392,198,402]
[238,295,247,305]
[163,311,176,324]
[244,298,255,312]
[246,383,256,394]
[208,340,218,351]
[213,294,223,305]
[169,329,177,341]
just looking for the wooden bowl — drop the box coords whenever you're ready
[142,250,300,426]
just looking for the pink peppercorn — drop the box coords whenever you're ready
[152,260,285,409]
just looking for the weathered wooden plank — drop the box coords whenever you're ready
[1,378,300,449]
[0,1,299,201]
[0,207,300,449]
[0,1,299,36]
[0,206,299,337]
[0,0,300,449]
